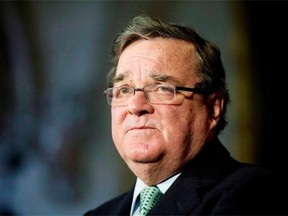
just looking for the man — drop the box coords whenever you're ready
[85,14,286,215]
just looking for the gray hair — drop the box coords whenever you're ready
[107,14,230,134]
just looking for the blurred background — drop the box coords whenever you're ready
[1,1,287,215]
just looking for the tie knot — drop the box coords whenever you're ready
[139,186,162,216]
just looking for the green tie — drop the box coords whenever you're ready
[139,186,162,216]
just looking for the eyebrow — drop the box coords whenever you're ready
[113,71,182,85]
[151,74,182,84]
[114,73,126,84]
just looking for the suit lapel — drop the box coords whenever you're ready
[148,138,235,215]
[149,174,201,215]
[113,187,134,215]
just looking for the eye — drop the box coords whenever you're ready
[115,86,132,98]
[156,85,174,94]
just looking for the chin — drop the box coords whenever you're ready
[125,149,163,164]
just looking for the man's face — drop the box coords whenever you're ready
[111,38,218,183]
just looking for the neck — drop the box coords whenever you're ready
[127,160,184,186]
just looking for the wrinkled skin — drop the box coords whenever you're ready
[111,38,223,185]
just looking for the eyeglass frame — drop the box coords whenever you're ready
[103,83,209,106]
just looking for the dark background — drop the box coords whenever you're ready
[244,1,288,178]
[1,1,287,215]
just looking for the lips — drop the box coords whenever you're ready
[129,126,155,131]
[126,125,157,134]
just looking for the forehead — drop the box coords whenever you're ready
[115,38,198,84]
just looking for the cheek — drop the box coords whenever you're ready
[160,107,191,139]
[111,107,125,123]
[163,103,208,138]
[111,108,125,140]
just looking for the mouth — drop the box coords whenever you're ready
[126,126,158,134]
[129,126,155,131]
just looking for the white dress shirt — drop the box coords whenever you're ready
[130,173,181,216]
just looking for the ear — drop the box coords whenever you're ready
[209,95,224,129]
[213,95,224,120]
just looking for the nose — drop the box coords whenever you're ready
[133,87,145,95]
[127,89,154,115]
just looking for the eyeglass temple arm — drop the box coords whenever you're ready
[176,86,209,95]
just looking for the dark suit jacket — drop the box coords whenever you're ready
[84,138,287,215]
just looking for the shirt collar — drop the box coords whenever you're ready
[130,173,181,215]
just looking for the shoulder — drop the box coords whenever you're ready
[203,164,287,215]
[83,192,131,216]
[222,163,273,185]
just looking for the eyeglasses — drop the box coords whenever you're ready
[103,83,205,106]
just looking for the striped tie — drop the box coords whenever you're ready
[139,186,162,216]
